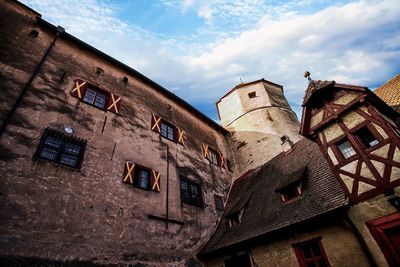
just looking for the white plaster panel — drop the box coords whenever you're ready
[334,94,358,105]
[327,147,338,165]
[370,160,385,178]
[342,111,365,130]
[340,174,354,193]
[358,181,375,194]
[324,123,344,142]
[310,110,323,128]
[372,123,388,139]
[341,160,358,174]
[391,166,400,182]
[371,144,390,158]
[360,162,375,180]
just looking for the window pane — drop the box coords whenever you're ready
[167,126,174,140]
[83,88,96,104]
[180,177,202,206]
[94,92,106,109]
[318,260,327,267]
[356,127,378,148]
[306,263,316,267]
[44,136,62,148]
[337,140,356,159]
[302,246,312,259]
[64,143,81,155]
[311,242,322,256]
[40,147,58,161]
[140,170,149,189]
[60,153,78,167]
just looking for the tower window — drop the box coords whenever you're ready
[35,128,86,169]
[83,87,107,109]
[354,127,379,148]
[180,177,203,207]
[337,139,356,159]
[248,91,257,98]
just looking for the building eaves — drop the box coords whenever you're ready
[36,17,228,135]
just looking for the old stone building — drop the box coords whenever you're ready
[0,1,399,267]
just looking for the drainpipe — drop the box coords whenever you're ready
[344,213,377,267]
[166,144,170,229]
[0,24,65,139]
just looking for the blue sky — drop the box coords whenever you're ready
[21,0,400,122]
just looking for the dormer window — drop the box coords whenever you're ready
[228,209,244,227]
[354,127,379,148]
[281,181,302,202]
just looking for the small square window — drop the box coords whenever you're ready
[337,139,356,159]
[281,182,301,202]
[180,177,203,207]
[354,127,379,148]
[293,238,331,267]
[214,194,224,211]
[83,87,107,109]
[35,128,86,169]
[248,92,257,98]
[133,167,151,190]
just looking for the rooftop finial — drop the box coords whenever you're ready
[240,77,243,84]
[304,71,312,81]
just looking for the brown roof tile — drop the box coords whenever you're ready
[200,139,347,255]
[374,73,400,108]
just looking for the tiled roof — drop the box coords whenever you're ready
[302,80,335,106]
[374,74,400,111]
[302,80,368,106]
[200,139,347,255]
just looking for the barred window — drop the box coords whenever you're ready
[180,177,203,207]
[35,128,86,169]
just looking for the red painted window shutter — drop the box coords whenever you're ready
[151,170,161,192]
[123,161,135,184]
[177,127,185,145]
[71,79,87,99]
[107,92,121,114]
[202,143,209,159]
[151,114,161,133]
[218,151,226,168]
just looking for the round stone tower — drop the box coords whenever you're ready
[217,78,302,178]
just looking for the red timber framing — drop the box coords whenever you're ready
[301,85,400,203]
[367,212,400,267]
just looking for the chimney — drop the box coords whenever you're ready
[281,135,293,154]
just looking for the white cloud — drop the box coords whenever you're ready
[20,0,400,119]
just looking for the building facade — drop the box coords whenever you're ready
[1,1,400,267]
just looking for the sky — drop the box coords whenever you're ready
[21,0,400,122]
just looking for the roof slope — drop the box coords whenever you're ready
[200,138,347,255]
[374,73,400,112]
